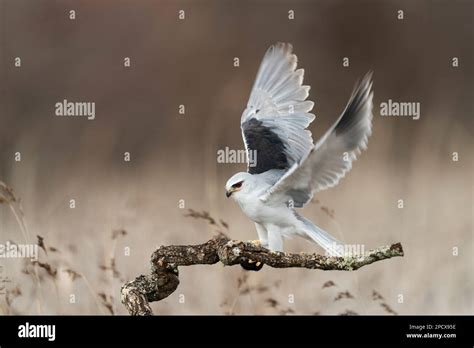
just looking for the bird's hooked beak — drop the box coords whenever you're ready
[226,180,243,198]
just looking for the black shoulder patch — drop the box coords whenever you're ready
[242,118,289,174]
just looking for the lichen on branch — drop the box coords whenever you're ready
[121,236,403,315]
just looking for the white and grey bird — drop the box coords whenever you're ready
[225,42,374,256]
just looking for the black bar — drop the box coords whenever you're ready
[0,315,472,346]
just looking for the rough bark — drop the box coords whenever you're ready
[121,236,404,315]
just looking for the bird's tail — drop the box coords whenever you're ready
[297,215,344,257]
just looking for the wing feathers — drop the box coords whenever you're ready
[241,43,316,173]
[260,72,374,206]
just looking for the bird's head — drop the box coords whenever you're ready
[225,172,251,199]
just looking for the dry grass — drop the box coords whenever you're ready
[0,183,400,315]
[0,180,128,315]
[0,180,461,315]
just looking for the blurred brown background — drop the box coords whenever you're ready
[0,0,472,315]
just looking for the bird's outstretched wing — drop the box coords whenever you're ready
[241,42,315,174]
[260,72,374,207]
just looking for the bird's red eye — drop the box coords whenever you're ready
[232,181,243,189]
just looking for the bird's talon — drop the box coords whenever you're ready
[249,240,261,247]
[240,258,264,272]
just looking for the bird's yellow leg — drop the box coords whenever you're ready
[248,239,261,247]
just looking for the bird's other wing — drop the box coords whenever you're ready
[241,42,315,175]
[259,72,374,207]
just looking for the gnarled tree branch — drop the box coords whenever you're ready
[121,236,404,315]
